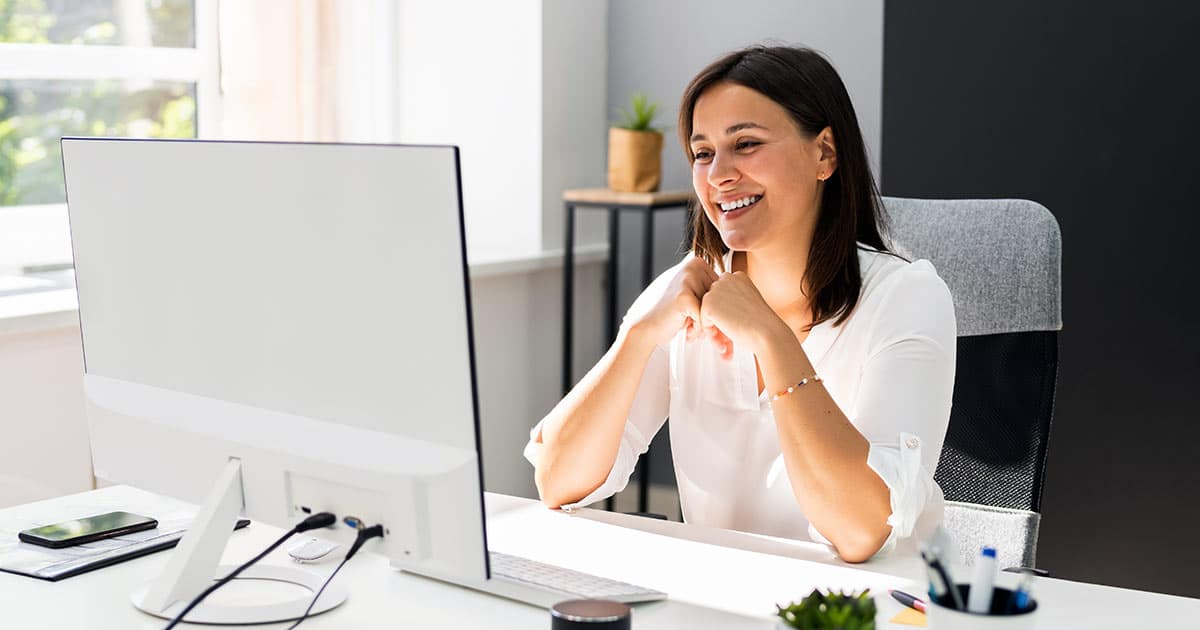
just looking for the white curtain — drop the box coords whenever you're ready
[216,0,398,142]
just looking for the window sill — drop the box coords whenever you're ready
[0,243,610,337]
[467,242,607,279]
[0,289,79,337]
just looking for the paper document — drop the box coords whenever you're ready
[0,486,205,581]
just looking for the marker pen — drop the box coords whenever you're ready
[967,547,997,614]
[920,548,964,610]
[889,589,927,613]
[1007,570,1036,613]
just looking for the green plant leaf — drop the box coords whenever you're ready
[613,91,661,132]
[776,588,877,629]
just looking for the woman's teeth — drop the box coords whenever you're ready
[719,195,762,212]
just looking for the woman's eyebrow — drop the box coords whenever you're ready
[690,122,769,143]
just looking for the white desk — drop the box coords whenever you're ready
[1,486,1197,629]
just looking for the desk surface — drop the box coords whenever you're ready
[1,486,1196,629]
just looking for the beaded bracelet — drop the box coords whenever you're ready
[769,375,822,402]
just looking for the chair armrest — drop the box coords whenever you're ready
[624,512,668,520]
[1003,566,1050,577]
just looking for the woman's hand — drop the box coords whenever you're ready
[628,257,719,347]
[698,271,787,360]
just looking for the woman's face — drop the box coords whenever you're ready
[689,82,833,253]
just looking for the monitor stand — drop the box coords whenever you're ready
[131,458,348,624]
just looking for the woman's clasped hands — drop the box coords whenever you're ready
[633,258,782,361]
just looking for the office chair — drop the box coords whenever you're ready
[882,197,1062,573]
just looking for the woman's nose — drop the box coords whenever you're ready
[707,152,738,188]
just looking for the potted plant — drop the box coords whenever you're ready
[776,589,878,630]
[607,92,664,192]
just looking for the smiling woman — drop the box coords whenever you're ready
[525,45,956,563]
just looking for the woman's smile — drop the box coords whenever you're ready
[716,193,764,221]
[717,193,763,212]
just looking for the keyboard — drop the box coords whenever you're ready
[489,551,666,603]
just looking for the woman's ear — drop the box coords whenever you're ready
[816,126,837,178]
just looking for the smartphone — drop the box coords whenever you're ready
[18,511,159,549]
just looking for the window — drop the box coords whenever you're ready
[0,0,218,282]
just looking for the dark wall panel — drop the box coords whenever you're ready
[883,1,1200,597]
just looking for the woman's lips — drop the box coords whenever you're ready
[717,194,761,221]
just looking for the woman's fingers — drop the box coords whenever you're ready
[676,258,724,344]
[697,316,733,358]
[679,291,703,340]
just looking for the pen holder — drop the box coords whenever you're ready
[926,584,1038,629]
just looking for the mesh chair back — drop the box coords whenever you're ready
[882,198,1061,512]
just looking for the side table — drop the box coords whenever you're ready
[561,188,692,513]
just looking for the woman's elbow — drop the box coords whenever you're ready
[534,463,585,510]
[535,460,607,510]
[534,467,563,509]
[833,525,892,564]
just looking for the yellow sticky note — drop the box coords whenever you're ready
[889,607,928,627]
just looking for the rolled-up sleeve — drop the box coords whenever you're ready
[838,261,957,554]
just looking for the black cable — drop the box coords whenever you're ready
[285,524,385,629]
[163,512,335,629]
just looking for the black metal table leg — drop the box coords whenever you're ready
[562,203,575,396]
[636,210,655,514]
[605,209,620,350]
[604,208,620,512]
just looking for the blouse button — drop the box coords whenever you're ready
[905,437,920,449]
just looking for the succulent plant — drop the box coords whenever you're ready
[614,92,660,133]
[776,588,877,630]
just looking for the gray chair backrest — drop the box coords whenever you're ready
[882,197,1062,337]
[882,197,1062,569]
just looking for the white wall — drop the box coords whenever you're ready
[397,0,544,256]
[0,324,90,507]
[398,0,610,258]
[540,0,610,252]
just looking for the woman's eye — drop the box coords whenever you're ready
[693,149,713,161]
[735,140,760,150]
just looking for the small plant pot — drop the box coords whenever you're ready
[607,127,663,192]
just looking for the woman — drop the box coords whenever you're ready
[525,45,955,563]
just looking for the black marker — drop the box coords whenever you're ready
[921,548,964,611]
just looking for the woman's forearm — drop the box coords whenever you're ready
[534,323,660,508]
[755,323,893,562]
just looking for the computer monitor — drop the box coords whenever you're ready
[62,138,491,622]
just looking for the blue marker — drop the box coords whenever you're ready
[1007,571,1036,612]
[967,547,998,614]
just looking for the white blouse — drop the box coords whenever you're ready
[525,246,956,557]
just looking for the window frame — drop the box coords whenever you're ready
[0,1,220,275]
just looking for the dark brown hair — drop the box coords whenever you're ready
[679,45,891,328]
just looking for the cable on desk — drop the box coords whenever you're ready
[285,523,385,629]
[162,512,336,630]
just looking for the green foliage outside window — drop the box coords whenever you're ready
[0,0,196,207]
